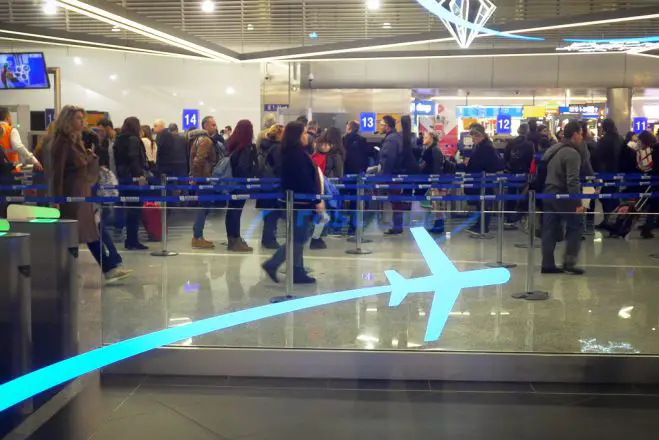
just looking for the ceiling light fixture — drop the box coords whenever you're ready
[366,0,380,10]
[199,101,205,106]
[111,26,120,32]
[415,0,542,47]
[247,24,254,31]
[52,0,237,61]
[73,56,82,65]
[382,22,391,29]
[225,86,235,95]
[43,0,57,15]
[201,0,215,13]
[109,74,118,80]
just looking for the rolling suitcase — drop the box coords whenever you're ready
[607,186,651,238]
[142,202,163,241]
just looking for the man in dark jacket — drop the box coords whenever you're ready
[503,123,535,225]
[343,120,372,175]
[465,123,504,235]
[541,120,586,275]
[154,119,187,178]
[593,119,624,226]
[379,115,403,175]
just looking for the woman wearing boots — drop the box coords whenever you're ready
[226,119,258,252]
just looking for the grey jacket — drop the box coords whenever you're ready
[542,141,582,196]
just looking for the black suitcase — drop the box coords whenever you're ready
[608,186,651,238]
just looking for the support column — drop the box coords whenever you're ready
[606,88,632,134]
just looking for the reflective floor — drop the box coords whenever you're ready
[99,205,659,354]
[24,374,659,440]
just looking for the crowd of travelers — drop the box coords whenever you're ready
[1,104,658,284]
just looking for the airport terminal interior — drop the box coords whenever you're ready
[4,0,659,438]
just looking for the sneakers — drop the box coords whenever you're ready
[563,265,585,275]
[309,238,327,249]
[191,237,215,249]
[641,229,655,239]
[294,270,317,284]
[228,237,253,253]
[384,228,403,235]
[105,267,133,284]
[262,262,279,283]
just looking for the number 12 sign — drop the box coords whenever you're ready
[496,114,512,135]
[182,109,200,131]
[633,117,648,134]
[360,112,376,133]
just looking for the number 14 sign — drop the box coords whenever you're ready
[496,114,511,135]
[182,109,200,131]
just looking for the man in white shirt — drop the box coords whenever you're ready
[0,107,43,171]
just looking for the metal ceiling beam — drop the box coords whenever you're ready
[300,47,562,61]
[55,0,241,60]
[242,5,659,61]
[0,21,203,58]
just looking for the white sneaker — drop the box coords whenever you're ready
[105,268,133,284]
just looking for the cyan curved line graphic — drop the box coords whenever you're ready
[415,0,543,42]
[0,228,510,413]
[564,36,659,43]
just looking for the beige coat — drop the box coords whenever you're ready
[50,134,100,243]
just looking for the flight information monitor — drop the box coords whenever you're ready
[0,52,50,90]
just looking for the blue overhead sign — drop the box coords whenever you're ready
[182,109,199,131]
[264,103,289,112]
[496,114,512,135]
[633,117,648,134]
[44,108,55,127]
[410,100,436,116]
[456,106,522,119]
[360,112,376,133]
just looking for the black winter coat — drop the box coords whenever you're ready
[114,133,147,179]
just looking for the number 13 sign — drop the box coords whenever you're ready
[182,109,200,131]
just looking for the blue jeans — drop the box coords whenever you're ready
[265,210,313,272]
[88,223,122,274]
[193,204,211,239]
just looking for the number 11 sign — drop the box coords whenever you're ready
[496,114,511,135]
[182,109,200,131]
[633,117,648,134]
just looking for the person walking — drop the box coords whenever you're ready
[540,121,586,275]
[114,117,149,250]
[49,105,131,283]
[226,119,258,252]
[262,121,320,284]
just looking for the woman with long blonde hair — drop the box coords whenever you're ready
[49,105,131,283]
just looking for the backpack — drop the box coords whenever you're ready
[393,145,421,175]
[507,138,532,173]
[232,144,258,178]
[212,154,232,179]
[530,146,564,192]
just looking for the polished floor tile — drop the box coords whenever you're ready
[98,206,659,355]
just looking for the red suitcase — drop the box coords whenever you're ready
[142,202,163,241]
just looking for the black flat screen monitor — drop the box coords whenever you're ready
[0,52,50,90]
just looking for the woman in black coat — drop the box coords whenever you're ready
[113,116,149,250]
[257,124,284,248]
[262,121,321,284]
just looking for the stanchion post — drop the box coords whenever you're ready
[151,173,178,257]
[486,178,516,268]
[285,190,294,296]
[347,176,372,255]
[480,171,486,235]
[512,190,548,300]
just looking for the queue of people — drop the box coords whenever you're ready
[2,104,658,286]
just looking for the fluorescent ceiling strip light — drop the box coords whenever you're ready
[565,36,659,44]
[0,29,206,59]
[430,96,607,101]
[55,0,237,61]
[0,36,211,60]
[294,51,616,62]
[256,11,659,62]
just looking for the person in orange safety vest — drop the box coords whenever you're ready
[0,107,43,172]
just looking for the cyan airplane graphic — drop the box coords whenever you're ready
[0,227,510,412]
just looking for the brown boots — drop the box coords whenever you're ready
[191,237,215,249]
[228,237,253,253]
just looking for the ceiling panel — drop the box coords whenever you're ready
[0,0,658,54]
